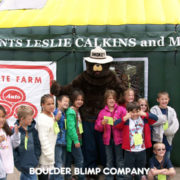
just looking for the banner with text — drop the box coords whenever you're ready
[0,61,56,127]
[1,31,180,51]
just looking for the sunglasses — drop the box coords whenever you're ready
[157,148,166,152]
[140,104,147,107]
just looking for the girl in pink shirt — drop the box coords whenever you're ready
[95,89,126,180]
[0,105,20,180]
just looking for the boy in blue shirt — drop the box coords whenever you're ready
[148,142,176,180]
[51,95,70,180]
[14,105,41,180]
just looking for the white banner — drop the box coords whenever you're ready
[0,61,56,127]
[0,0,47,10]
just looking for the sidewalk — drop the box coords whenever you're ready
[7,167,180,180]
[175,168,180,180]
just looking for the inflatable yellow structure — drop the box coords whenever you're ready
[0,0,180,28]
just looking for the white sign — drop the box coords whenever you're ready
[0,61,56,127]
[0,0,47,10]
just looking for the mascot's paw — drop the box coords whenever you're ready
[50,80,61,96]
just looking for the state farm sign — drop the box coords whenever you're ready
[0,86,38,119]
[0,61,56,126]
[1,86,26,103]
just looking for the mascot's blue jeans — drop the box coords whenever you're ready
[82,121,106,169]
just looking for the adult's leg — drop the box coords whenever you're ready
[95,130,106,167]
[82,121,97,168]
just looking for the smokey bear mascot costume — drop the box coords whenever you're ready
[51,47,127,176]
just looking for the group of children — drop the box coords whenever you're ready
[0,88,179,180]
[0,90,85,180]
[95,89,178,180]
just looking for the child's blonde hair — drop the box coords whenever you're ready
[17,105,34,120]
[124,88,135,96]
[104,89,117,105]
[157,91,169,99]
[138,98,150,112]
[118,88,135,105]
[153,142,165,150]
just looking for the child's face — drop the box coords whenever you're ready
[107,95,116,108]
[74,95,84,109]
[20,115,33,127]
[157,94,169,109]
[0,110,5,128]
[154,144,166,157]
[42,97,55,113]
[124,90,134,104]
[139,100,148,112]
[58,97,70,110]
[130,109,139,120]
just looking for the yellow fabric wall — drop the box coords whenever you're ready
[0,0,180,28]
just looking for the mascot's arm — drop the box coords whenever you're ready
[66,109,79,144]
[50,80,73,96]
[94,110,104,132]
[50,74,83,97]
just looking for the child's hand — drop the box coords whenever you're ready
[75,143,80,148]
[0,135,5,143]
[14,124,19,134]
[138,110,147,117]
[55,111,61,121]
[123,113,131,121]
[102,119,108,125]
[161,169,169,175]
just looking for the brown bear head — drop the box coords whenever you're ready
[85,61,111,78]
